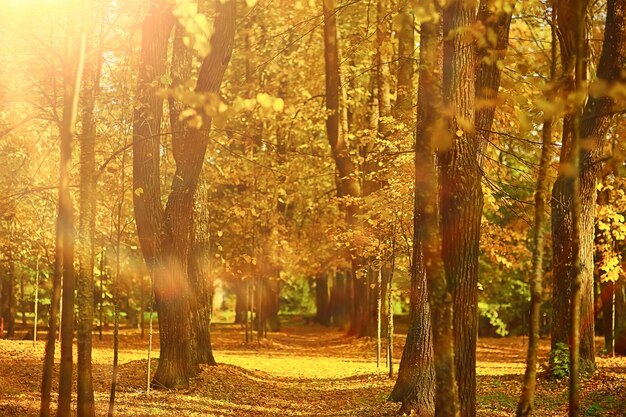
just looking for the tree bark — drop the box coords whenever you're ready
[330,270,348,328]
[235,280,247,324]
[475,0,515,167]
[390,8,444,416]
[39,219,63,417]
[131,0,174,385]
[595,178,614,355]
[440,2,482,416]
[77,18,103,417]
[188,176,217,365]
[567,2,586,414]
[132,0,236,388]
[516,5,556,416]
[315,274,331,326]
[322,0,364,336]
[551,0,626,372]
[155,0,236,387]
[392,0,414,126]
[56,8,88,416]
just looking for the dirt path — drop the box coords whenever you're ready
[1,323,625,416]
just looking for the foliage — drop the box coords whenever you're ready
[549,342,570,380]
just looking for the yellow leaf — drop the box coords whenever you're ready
[273,97,285,112]
[256,92,272,109]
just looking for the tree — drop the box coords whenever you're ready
[516,4,556,416]
[439,1,483,416]
[1,237,16,339]
[132,0,236,388]
[389,3,437,416]
[551,0,626,373]
[321,0,365,336]
[76,11,103,417]
[40,1,88,415]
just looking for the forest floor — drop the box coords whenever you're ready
[1,319,625,417]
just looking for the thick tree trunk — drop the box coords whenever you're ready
[131,0,174,386]
[321,0,364,336]
[440,2,482,417]
[155,0,236,387]
[389,251,435,416]
[391,8,445,417]
[551,0,626,373]
[132,0,235,389]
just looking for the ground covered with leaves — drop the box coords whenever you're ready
[1,321,625,416]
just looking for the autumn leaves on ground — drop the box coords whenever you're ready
[1,321,625,417]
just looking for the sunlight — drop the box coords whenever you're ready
[1,0,626,415]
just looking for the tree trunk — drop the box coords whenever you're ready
[19,274,25,326]
[475,0,515,168]
[156,0,236,387]
[376,270,382,368]
[601,281,615,355]
[99,248,105,340]
[235,280,247,324]
[141,275,145,340]
[263,279,280,332]
[188,176,217,365]
[1,257,15,339]
[392,0,414,126]
[132,0,173,380]
[551,0,626,373]
[107,282,120,417]
[515,5,555,415]
[440,2,482,416]
[566,2,587,416]
[39,224,63,417]
[615,279,626,355]
[77,18,103,417]
[387,253,394,379]
[33,258,39,346]
[321,0,365,336]
[109,118,128,417]
[57,8,88,415]
[330,270,347,329]
[595,178,614,356]
[390,247,436,416]
[390,8,444,416]
[315,274,331,326]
